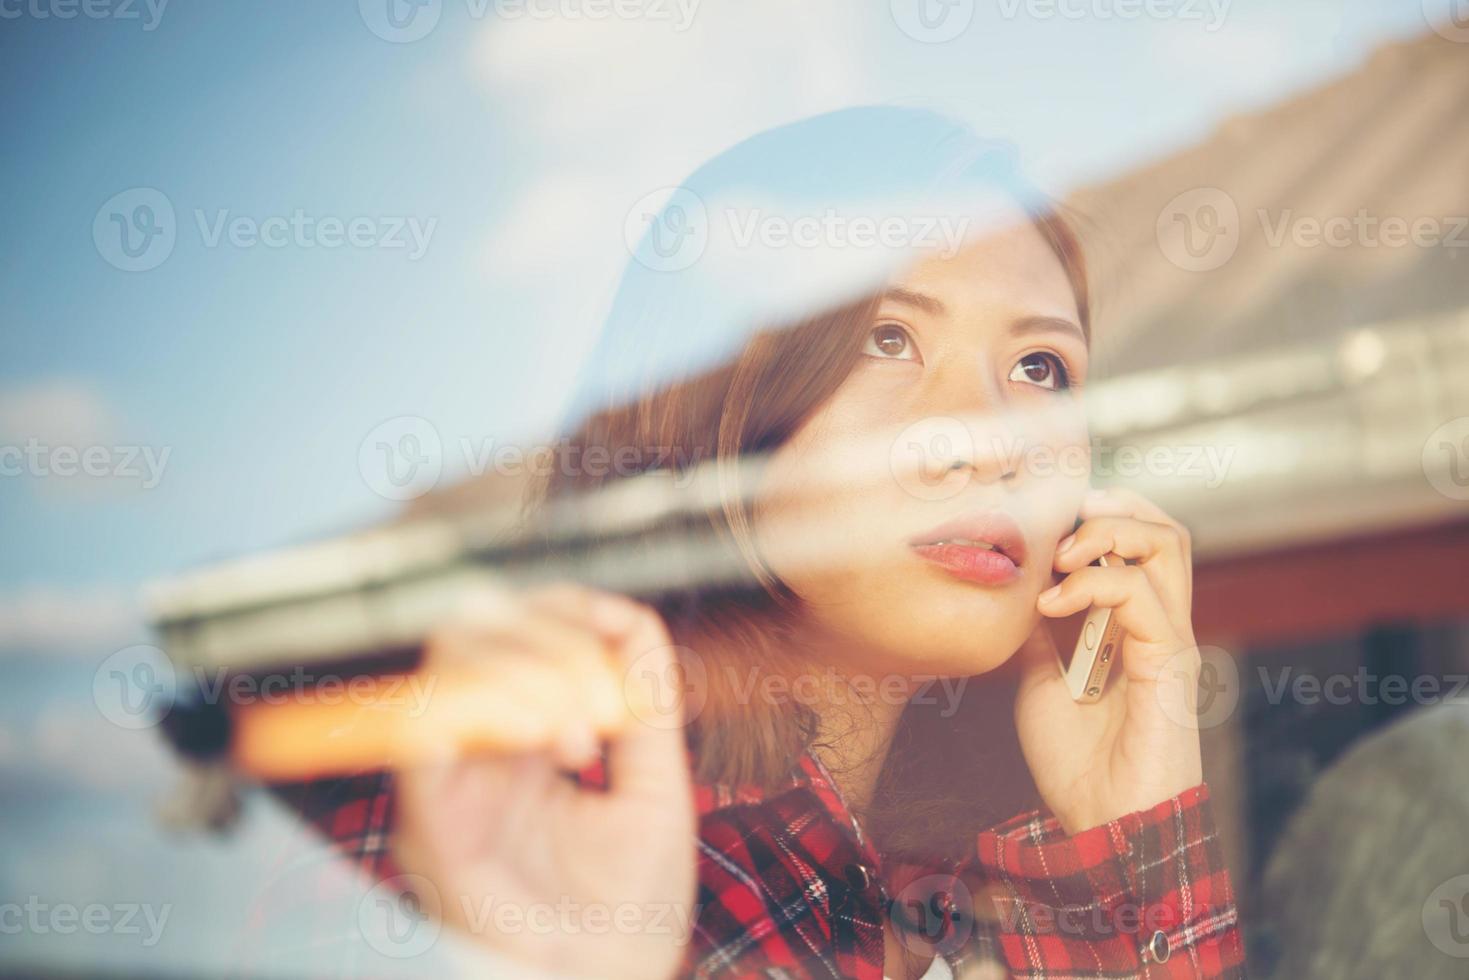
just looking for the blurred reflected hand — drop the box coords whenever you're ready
[1016,487,1204,835]
[391,585,696,980]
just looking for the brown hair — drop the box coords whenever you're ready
[532,208,1090,866]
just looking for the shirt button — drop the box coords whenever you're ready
[843,862,873,892]
[1147,930,1171,964]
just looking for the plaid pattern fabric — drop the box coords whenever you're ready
[273,759,1242,979]
[975,783,1244,978]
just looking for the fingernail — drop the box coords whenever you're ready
[1039,584,1062,603]
[1056,534,1075,555]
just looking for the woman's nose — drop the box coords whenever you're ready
[945,442,1019,485]
[891,409,1021,501]
[926,368,1022,485]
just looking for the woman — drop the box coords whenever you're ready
[307,107,1244,978]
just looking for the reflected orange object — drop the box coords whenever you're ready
[230,665,631,781]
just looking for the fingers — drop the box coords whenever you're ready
[1054,516,1185,571]
[1037,563,1178,651]
[419,584,639,768]
[1053,515,1191,617]
[428,582,691,806]
[1078,487,1193,595]
[488,584,693,804]
[603,606,693,806]
[1079,486,1183,530]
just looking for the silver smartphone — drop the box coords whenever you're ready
[1049,551,1126,703]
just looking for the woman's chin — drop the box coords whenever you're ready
[893,596,1037,675]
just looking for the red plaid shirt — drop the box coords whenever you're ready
[256,754,1243,979]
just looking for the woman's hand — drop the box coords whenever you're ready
[1014,487,1204,835]
[390,584,697,980]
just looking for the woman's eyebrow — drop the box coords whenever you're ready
[882,290,1086,343]
[882,287,945,315]
[1012,315,1086,344]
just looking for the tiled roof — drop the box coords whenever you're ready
[1070,32,1469,374]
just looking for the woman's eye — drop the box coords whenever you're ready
[863,323,919,361]
[1009,352,1070,391]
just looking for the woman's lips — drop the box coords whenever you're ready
[908,511,1026,586]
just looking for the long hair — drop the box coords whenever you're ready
[532,106,1091,866]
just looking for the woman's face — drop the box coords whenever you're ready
[754,206,1091,678]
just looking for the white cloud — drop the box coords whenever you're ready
[1151,13,1340,110]
[467,0,877,409]
[0,586,143,655]
[0,379,118,449]
[474,0,872,290]
[0,379,170,497]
